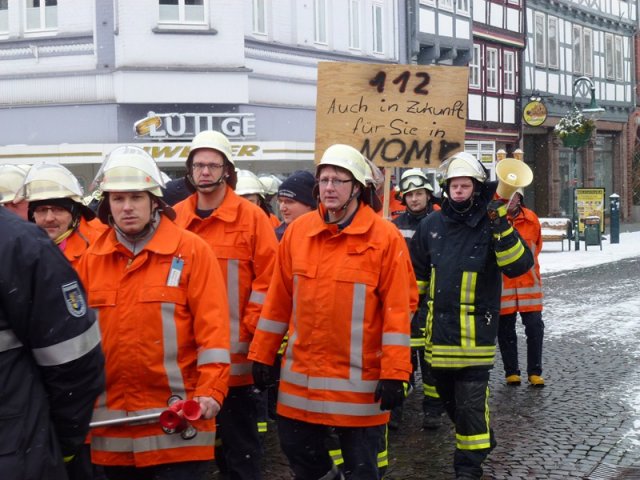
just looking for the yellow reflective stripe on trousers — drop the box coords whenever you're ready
[329,448,344,466]
[423,382,440,399]
[495,240,525,267]
[416,279,428,295]
[92,431,215,453]
[459,272,477,348]
[378,425,389,467]
[455,386,491,450]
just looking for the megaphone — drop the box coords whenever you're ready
[495,158,533,200]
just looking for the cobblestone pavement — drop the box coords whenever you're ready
[214,257,640,479]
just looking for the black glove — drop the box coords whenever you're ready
[374,379,407,411]
[252,361,276,391]
[487,199,510,235]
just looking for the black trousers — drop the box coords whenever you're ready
[411,347,444,415]
[216,385,263,480]
[498,310,544,376]
[277,415,385,480]
[103,461,212,480]
[432,368,495,479]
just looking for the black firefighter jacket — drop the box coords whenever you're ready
[409,183,533,371]
[0,208,105,480]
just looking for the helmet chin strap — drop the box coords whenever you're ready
[188,171,228,191]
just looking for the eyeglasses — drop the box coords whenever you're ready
[32,205,69,217]
[193,163,225,172]
[318,178,353,187]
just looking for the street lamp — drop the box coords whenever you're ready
[570,76,605,250]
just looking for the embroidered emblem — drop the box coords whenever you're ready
[61,281,87,318]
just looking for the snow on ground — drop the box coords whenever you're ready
[539,230,640,274]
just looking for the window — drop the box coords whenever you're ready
[314,0,327,44]
[615,36,623,81]
[504,51,515,94]
[372,2,383,54]
[439,0,453,11]
[547,16,558,69]
[534,12,545,66]
[604,33,614,79]
[252,0,267,34]
[0,0,7,33]
[25,0,57,31]
[159,0,205,24]
[583,29,593,76]
[456,0,469,15]
[572,25,582,74]
[469,44,481,88]
[486,47,498,92]
[348,0,360,49]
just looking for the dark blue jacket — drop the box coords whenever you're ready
[0,208,105,480]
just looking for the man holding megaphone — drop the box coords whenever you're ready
[409,151,533,480]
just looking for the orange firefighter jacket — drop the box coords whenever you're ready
[500,206,543,315]
[173,186,278,387]
[63,217,105,268]
[248,203,417,427]
[76,216,230,467]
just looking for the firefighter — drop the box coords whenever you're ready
[76,146,230,479]
[390,168,444,431]
[498,188,545,387]
[236,168,280,227]
[409,152,533,480]
[0,164,30,220]
[21,162,104,267]
[274,169,316,240]
[0,205,104,480]
[258,173,283,218]
[248,144,416,480]
[173,131,278,480]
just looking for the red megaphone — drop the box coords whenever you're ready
[159,399,202,433]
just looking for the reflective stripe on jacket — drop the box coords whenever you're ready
[174,187,278,386]
[249,203,416,427]
[76,216,230,467]
[500,207,543,314]
[409,186,534,371]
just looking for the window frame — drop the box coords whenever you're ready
[503,50,515,94]
[25,0,58,32]
[614,35,623,81]
[469,44,481,88]
[438,0,454,12]
[348,0,360,50]
[456,0,470,16]
[486,47,498,93]
[158,0,207,26]
[534,12,546,67]
[547,16,558,69]
[314,0,328,45]
[572,24,582,74]
[0,0,8,34]
[604,33,614,80]
[372,1,384,54]
[252,0,267,35]
[583,28,593,76]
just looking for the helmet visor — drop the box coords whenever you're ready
[400,175,429,192]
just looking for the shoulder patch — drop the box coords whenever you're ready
[61,281,88,318]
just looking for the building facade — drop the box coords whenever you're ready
[522,0,636,219]
[0,0,402,188]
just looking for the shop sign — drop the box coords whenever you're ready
[134,112,256,140]
[522,100,547,127]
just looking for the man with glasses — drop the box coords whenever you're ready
[173,130,277,480]
[391,168,444,432]
[249,144,416,480]
[22,163,104,268]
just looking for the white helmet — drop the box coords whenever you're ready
[316,144,368,187]
[187,130,236,189]
[439,151,487,183]
[258,174,282,196]
[96,146,166,195]
[95,146,175,223]
[399,168,434,195]
[0,164,30,204]
[236,169,265,198]
[21,162,85,203]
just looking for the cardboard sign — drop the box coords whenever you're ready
[315,62,468,168]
